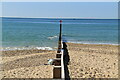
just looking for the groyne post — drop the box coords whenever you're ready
[53,20,65,79]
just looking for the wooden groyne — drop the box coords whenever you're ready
[53,20,65,79]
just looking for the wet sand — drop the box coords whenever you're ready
[66,43,118,78]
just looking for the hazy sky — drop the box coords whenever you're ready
[2,2,118,19]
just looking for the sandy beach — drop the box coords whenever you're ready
[1,43,118,79]
[66,43,118,78]
[2,49,56,78]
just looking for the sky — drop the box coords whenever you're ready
[2,2,118,19]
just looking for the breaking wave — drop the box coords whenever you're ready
[48,36,58,40]
[1,46,56,51]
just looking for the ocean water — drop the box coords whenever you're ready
[2,17,118,50]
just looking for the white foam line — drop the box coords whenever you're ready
[66,41,119,45]
[1,46,56,51]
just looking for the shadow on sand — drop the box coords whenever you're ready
[63,42,70,80]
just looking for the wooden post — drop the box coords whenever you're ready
[53,66,61,79]
[57,20,62,53]
[54,59,61,66]
[56,53,62,58]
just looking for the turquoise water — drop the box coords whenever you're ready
[2,17,118,50]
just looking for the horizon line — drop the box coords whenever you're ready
[0,16,118,19]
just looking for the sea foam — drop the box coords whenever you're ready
[66,41,119,45]
[48,36,58,40]
[1,46,56,51]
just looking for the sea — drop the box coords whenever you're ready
[2,17,118,51]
